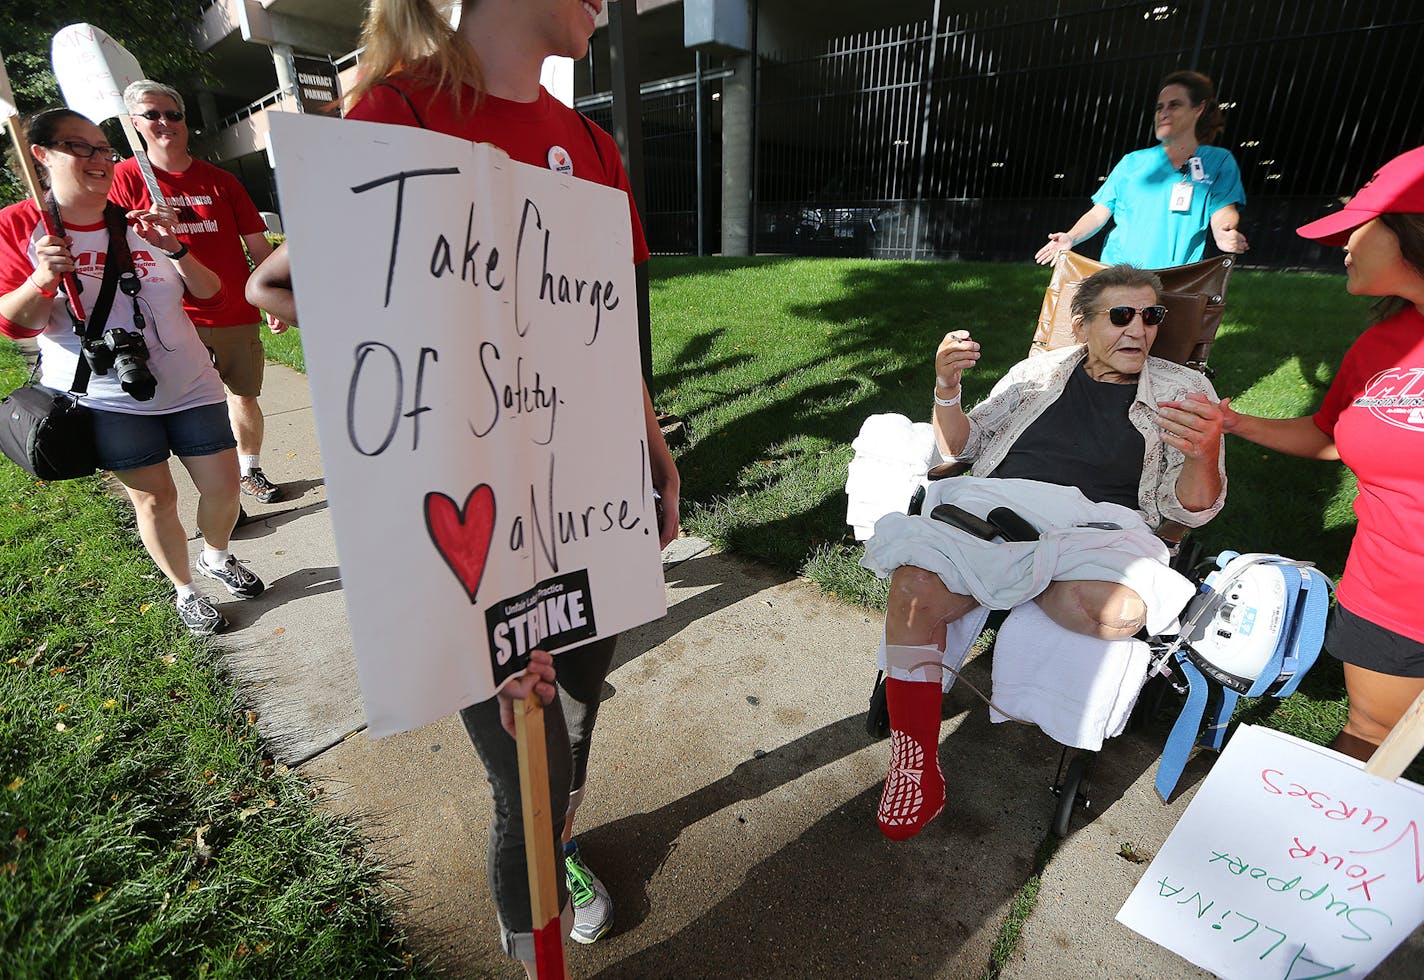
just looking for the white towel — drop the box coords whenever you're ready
[988,601,1151,751]
[845,414,940,541]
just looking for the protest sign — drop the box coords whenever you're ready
[1118,725,1424,979]
[51,23,166,205]
[267,113,666,737]
[0,48,16,120]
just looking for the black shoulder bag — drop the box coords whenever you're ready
[0,203,131,480]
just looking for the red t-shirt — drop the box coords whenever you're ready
[1314,305,1424,643]
[346,79,649,264]
[110,157,269,328]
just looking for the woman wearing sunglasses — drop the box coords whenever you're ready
[1218,146,1424,763]
[1036,70,1248,267]
[864,263,1225,839]
[0,108,265,636]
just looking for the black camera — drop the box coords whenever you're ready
[85,327,157,401]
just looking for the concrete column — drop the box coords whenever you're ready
[271,42,298,109]
[720,53,754,257]
[197,90,220,136]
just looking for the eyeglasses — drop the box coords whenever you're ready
[135,109,185,123]
[42,139,121,163]
[1095,305,1169,327]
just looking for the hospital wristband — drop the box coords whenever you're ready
[933,387,961,408]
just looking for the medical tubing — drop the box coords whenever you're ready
[892,653,1036,727]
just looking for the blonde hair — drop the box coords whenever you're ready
[344,0,484,110]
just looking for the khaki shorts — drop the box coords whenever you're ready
[197,323,265,397]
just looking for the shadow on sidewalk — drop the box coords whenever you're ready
[611,550,804,673]
[230,494,330,540]
[576,638,1205,979]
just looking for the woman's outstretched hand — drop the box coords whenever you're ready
[1034,232,1074,265]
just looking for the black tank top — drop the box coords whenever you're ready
[987,363,1144,509]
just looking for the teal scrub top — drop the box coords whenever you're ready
[1092,144,1246,268]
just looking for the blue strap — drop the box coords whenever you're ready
[1201,686,1239,751]
[1274,567,1331,698]
[1156,656,1211,802]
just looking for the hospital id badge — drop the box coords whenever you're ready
[1169,182,1194,212]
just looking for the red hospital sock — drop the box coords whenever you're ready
[877,677,945,840]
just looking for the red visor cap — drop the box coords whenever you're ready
[1297,145,1424,246]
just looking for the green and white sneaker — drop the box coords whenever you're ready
[564,840,612,944]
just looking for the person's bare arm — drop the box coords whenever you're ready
[931,330,980,457]
[0,233,71,331]
[1156,392,1225,512]
[1210,205,1249,254]
[242,230,275,266]
[1219,397,1338,460]
[246,243,297,327]
[130,205,221,299]
[243,232,287,331]
[1035,203,1113,264]
[642,382,681,548]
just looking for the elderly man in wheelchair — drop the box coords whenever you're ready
[862,263,1227,840]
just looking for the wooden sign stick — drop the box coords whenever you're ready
[1364,689,1424,782]
[513,693,567,979]
[0,51,88,323]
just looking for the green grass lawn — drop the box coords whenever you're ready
[0,348,420,977]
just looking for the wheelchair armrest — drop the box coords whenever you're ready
[927,460,970,481]
[909,460,970,515]
[1156,520,1188,548]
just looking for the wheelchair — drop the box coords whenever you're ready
[861,250,1238,837]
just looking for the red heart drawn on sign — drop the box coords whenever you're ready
[424,485,496,603]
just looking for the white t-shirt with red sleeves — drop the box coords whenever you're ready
[110,157,269,328]
[1314,305,1424,643]
[0,200,226,415]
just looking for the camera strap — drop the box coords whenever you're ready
[46,196,132,395]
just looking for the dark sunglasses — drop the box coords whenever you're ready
[136,109,185,122]
[43,139,121,163]
[1095,305,1168,327]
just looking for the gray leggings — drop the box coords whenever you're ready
[458,635,617,960]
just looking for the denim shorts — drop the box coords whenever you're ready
[92,402,236,472]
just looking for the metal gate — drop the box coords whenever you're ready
[753,0,1424,267]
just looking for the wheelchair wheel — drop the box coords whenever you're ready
[866,671,890,740]
[1052,754,1090,838]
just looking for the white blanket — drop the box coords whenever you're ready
[989,601,1152,751]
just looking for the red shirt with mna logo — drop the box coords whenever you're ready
[1315,306,1424,642]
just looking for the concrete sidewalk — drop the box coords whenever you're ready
[170,362,1423,978]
